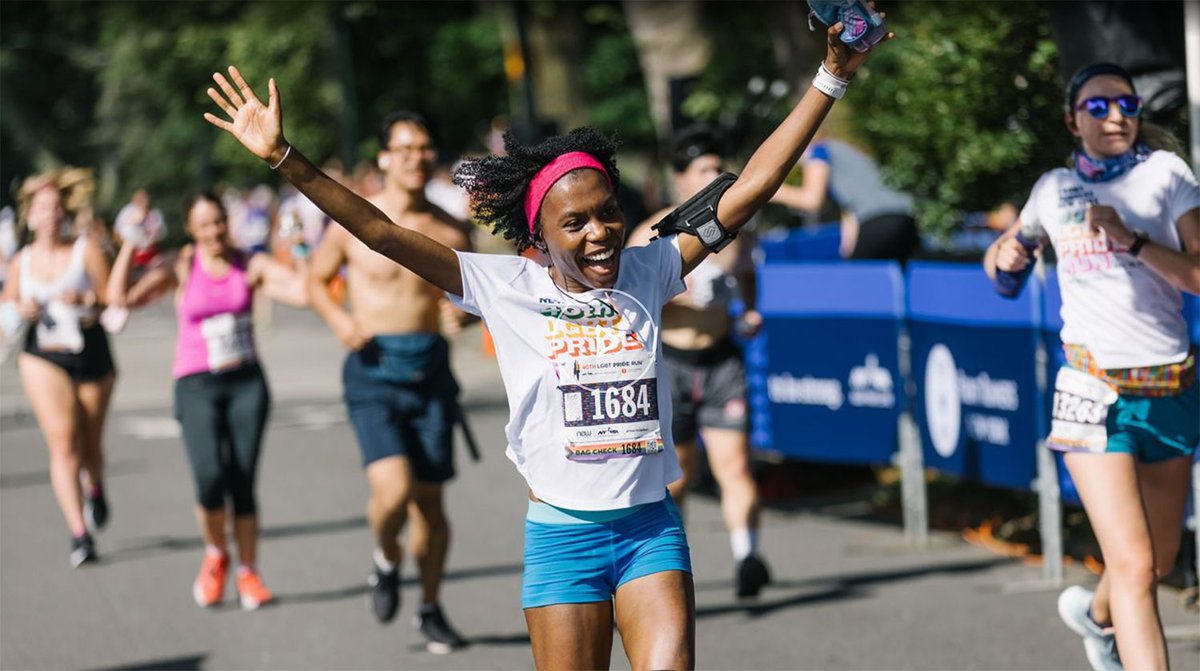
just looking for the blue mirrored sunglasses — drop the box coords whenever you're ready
[1075,95,1143,119]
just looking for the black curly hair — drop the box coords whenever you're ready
[453,127,619,251]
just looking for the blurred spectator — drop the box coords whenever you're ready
[425,161,470,222]
[277,185,330,251]
[771,134,921,263]
[351,160,384,199]
[940,202,1020,259]
[0,206,17,288]
[113,188,166,268]
[228,184,275,255]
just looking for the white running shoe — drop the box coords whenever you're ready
[1057,586,1122,671]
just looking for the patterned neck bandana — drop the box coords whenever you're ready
[1073,143,1150,183]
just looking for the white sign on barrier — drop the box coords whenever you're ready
[848,353,896,408]
[924,344,961,457]
[767,373,844,410]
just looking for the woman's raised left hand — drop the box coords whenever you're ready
[203,66,289,167]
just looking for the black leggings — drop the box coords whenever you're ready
[173,364,270,515]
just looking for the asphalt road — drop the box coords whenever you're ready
[1,303,1196,670]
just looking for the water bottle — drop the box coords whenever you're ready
[993,222,1042,299]
[807,0,887,52]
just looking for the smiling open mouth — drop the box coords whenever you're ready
[580,247,618,278]
[584,249,614,262]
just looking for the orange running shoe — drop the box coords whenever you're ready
[193,551,229,608]
[237,568,274,610]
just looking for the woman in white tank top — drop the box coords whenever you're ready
[0,172,116,568]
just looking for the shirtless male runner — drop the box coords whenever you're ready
[308,111,470,653]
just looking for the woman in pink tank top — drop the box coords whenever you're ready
[1,171,115,569]
[109,191,308,610]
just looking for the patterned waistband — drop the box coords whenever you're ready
[1063,345,1196,397]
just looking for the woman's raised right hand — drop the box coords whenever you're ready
[203,66,289,167]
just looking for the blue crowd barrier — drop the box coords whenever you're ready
[750,254,1200,495]
[748,261,904,464]
[905,262,1045,491]
[1041,269,1082,507]
[756,225,841,263]
[1185,292,1200,345]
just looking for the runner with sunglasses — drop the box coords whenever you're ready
[986,62,1200,671]
[203,18,887,667]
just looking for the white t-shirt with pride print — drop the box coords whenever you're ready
[1019,150,1200,369]
[450,237,686,511]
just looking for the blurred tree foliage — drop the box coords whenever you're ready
[1,1,507,232]
[344,1,506,160]
[3,0,1083,243]
[0,1,105,207]
[577,3,656,149]
[682,2,786,158]
[844,2,1073,238]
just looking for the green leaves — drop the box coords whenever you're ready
[844,2,1073,239]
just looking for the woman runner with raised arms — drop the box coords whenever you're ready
[203,17,887,668]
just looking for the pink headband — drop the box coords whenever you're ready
[523,152,611,234]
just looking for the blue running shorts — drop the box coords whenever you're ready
[522,495,692,609]
[1104,382,1199,463]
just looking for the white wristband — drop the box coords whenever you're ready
[812,62,849,100]
[269,145,292,170]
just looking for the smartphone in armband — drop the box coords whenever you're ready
[651,172,739,254]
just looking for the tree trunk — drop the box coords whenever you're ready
[623,0,713,143]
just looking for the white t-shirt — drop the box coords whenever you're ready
[1020,150,1200,369]
[450,237,686,510]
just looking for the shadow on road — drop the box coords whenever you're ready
[275,583,368,605]
[0,459,148,490]
[87,653,206,670]
[694,557,1009,618]
[411,562,524,585]
[697,584,861,618]
[276,562,524,605]
[100,515,369,563]
[468,632,533,646]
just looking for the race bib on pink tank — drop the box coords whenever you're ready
[544,290,664,461]
[200,313,256,372]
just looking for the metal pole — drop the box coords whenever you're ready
[1036,439,1063,586]
[1032,279,1062,586]
[897,411,928,549]
[1185,0,1200,171]
[895,325,928,548]
[1193,459,1200,610]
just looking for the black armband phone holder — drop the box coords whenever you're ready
[651,172,739,253]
